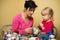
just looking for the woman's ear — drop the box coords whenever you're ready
[24,8,27,12]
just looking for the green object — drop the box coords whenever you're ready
[27,35,33,38]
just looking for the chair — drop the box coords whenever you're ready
[53,26,58,38]
[0,24,12,40]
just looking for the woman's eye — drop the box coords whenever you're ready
[30,10,33,11]
[29,9,35,12]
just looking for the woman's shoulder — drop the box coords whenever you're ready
[15,13,22,17]
[13,13,22,20]
[16,13,22,17]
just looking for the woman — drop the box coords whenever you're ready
[12,0,37,36]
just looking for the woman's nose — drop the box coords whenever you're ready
[31,11,34,14]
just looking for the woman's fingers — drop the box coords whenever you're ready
[25,27,32,33]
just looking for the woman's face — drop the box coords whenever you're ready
[25,8,35,17]
[41,9,51,21]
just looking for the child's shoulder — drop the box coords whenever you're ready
[42,20,54,25]
[47,21,54,26]
[49,21,54,24]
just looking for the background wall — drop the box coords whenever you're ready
[0,0,1,27]
[0,0,60,40]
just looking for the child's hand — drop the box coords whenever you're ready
[42,27,45,30]
[39,23,45,30]
[39,23,43,27]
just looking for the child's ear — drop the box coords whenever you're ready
[49,15,51,18]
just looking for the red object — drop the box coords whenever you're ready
[14,38,16,40]
[36,37,39,40]
[24,38,29,40]
[40,21,54,34]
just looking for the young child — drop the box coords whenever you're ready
[38,7,55,39]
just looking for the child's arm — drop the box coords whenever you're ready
[38,23,45,30]
[46,22,54,33]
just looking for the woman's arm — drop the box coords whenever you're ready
[12,16,19,33]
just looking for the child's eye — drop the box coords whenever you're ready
[41,13,47,16]
[42,14,45,16]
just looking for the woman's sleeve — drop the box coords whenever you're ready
[19,29,26,35]
[12,14,26,35]
[12,16,19,33]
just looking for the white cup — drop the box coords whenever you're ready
[33,28,39,35]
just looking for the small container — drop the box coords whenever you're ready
[11,33,17,40]
[49,35,56,40]
[33,28,39,35]
[6,34,12,40]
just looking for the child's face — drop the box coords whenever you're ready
[25,8,35,17]
[41,9,51,21]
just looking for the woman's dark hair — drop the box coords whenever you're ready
[24,0,37,9]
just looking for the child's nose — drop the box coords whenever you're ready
[42,16,44,18]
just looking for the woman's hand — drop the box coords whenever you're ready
[25,27,32,34]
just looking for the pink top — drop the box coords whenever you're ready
[39,21,54,34]
[12,13,33,35]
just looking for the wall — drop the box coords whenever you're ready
[0,0,1,27]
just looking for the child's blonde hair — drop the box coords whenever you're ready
[41,7,54,21]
